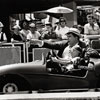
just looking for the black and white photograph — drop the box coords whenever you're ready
[0,0,100,100]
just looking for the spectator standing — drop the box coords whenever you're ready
[55,17,70,40]
[36,21,46,35]
[94,7,100,28]
[84,14,100,35]
[77,25,84,35]
[0,22,7,42]
[28,23,41,40]
[11,25,24,42]
[19,20,32,41]
[41,22,58,40]
[84,14,100,46]
[10,17,17,35]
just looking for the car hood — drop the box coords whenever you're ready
[0,60,47,75]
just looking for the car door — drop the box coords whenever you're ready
[42,71,89,91]
[27,69,89,91]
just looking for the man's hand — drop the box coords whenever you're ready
[71,57,80,65]
[51,57,59,63]
[88,63,94,70]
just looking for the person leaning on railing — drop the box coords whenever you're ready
[84,14,100,35]
[83,14,100,46]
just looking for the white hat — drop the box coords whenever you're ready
[0,22,4,27]
[66,28,81,38]
[29,23,35,27]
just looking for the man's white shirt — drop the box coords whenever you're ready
[55,26,69,39]
[84,23,100,35]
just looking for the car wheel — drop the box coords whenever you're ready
[0,75,32,94]
[2,82,18,94]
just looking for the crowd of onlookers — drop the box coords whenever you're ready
[10,18,67,42]
[10,17,70,42]
[0,13,100,45]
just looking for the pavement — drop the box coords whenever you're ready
[0,92,100,100]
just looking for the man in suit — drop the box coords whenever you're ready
[30,28,97,73]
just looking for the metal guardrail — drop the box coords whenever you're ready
[0,42,50,65]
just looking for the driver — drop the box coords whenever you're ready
[30,28,98,73]
[48,28,83,72]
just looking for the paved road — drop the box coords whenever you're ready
[0,92,100,100]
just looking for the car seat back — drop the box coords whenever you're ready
[91,40,100,53]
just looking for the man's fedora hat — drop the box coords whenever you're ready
[66,28,81,38]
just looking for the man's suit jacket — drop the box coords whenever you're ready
[43,40,87,57]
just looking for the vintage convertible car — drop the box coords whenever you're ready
[0,56,100,94]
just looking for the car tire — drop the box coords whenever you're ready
[2,82,18,94]
[0,75,32,94]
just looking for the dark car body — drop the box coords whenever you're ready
[0,58,100,93]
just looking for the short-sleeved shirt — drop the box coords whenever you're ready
[20,29,32,40]
[84,23,100,35]
[55,26,69,39]
[27,31,41,40]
